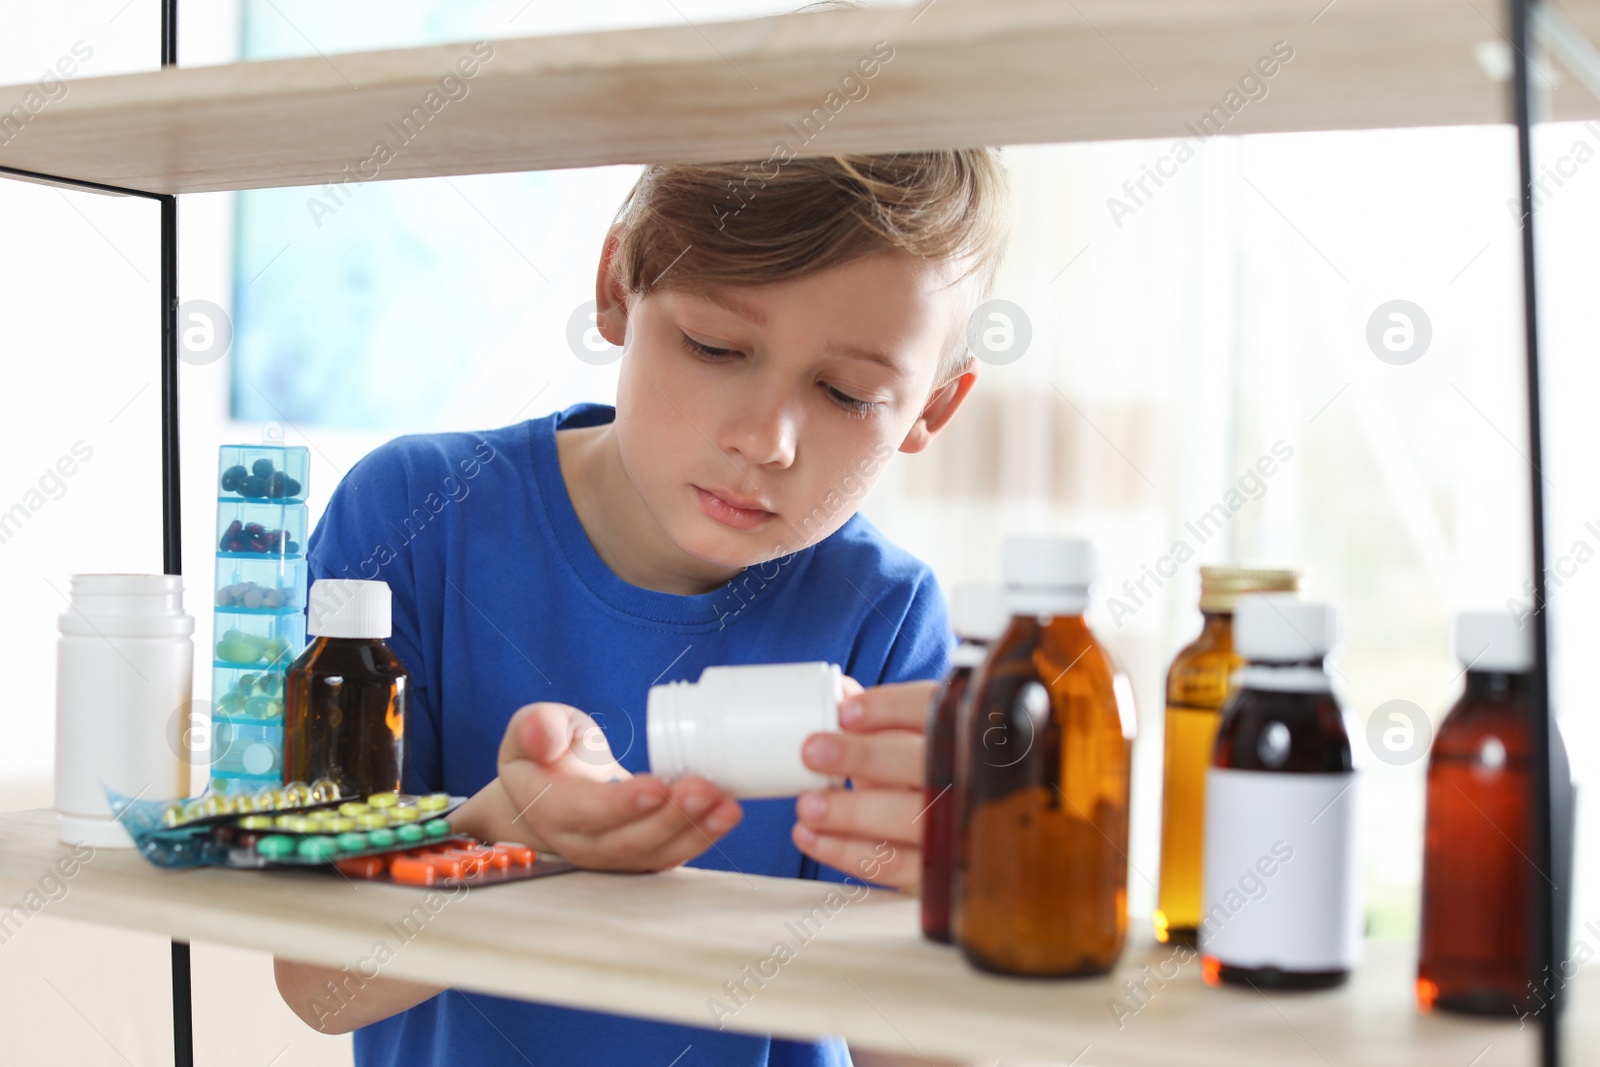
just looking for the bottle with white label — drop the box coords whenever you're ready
[1200,594,1360,990]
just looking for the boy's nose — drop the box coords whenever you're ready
[718,398,798,469]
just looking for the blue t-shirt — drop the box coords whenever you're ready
[304,402,953,1067]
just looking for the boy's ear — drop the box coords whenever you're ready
[594,229,630,347]
[899,363,978,455]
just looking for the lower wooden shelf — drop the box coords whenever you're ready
[0,808,1587,1063]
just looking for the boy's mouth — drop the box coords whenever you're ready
[693,485,776,532]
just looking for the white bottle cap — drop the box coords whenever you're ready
[1454,610,1533,673]
[1235,594,1339,662]
[950,582,1009,642]
[308,579,391,639]
[1003,536,1094,616]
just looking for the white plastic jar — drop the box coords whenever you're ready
[55,574,194,846]
[647,662,845,798]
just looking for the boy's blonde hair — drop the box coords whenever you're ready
[608,150,1011,387]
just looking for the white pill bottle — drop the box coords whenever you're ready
[647,662,845,799]
[56,574,195,846]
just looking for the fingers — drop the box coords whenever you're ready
[504,769,743,871]
[579,780,744,870]
[500,702,582,766]
[795,786,923,848]
[802,728,925,789]
[837,680,939,734]
[502,764,667,837]
[790,823,919,892]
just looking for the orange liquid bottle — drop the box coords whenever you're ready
[922,583,1006,944]
[1416,611,1574,1016]
[956,537,1134,977]
[1155,566,1300,946]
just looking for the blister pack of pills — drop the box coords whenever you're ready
[107,783,577,886]
[330,839,575,887]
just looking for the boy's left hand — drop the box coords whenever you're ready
[792,678,938,893]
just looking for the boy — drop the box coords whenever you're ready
[275,148,1010,1066]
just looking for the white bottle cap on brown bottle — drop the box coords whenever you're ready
[1453,611,1533,673]
[1003,536,1094,616]
[308,579,392,639]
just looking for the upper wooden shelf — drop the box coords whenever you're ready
[2,0,1599,195]
[0,808,1591,1063]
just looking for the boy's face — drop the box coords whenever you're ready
[602,250,975,573]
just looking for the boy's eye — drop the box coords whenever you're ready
[682,332,877,417]
[824,385,876,417]
[680,333,739,361]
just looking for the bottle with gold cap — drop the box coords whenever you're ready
[1154,564,1301,946]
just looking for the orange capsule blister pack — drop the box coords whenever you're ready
[332,838,575,888]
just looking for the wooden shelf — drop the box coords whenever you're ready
[1,809,1589,1063]
[2,0,1600,195]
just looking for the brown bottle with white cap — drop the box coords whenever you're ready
[1416,610,1575,1016]
[1200,594,1360,990]
[957,536,1134,976]
[284,579,409,796]
[922,582,1008,944]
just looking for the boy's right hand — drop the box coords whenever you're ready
[495,701,743,872]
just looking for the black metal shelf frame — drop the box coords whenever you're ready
[0,1,1574,1065]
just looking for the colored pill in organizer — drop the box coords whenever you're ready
[336,832,369,852]
[367,828,398,848]
[424,819,451,838]
[257,835,297,859]
[383,843,539,885]
[367,792,400,809]
[387,807,420,824]
[417,793,452,812]
[239,815,275,830]
[396,823,427,844]
[446,844,508,872]
[325,817,357,833]
[298,837,340,861]
[335,854,388,878]
[490,843,538,868]
[339,802,370,817]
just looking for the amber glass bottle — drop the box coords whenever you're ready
[285,579,408,796]
[923,583,1007,944]
[1201,595,1360,990]
[1417,611,1574,1016]
[1156,566,1301,946]
[957,537,1133,977]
